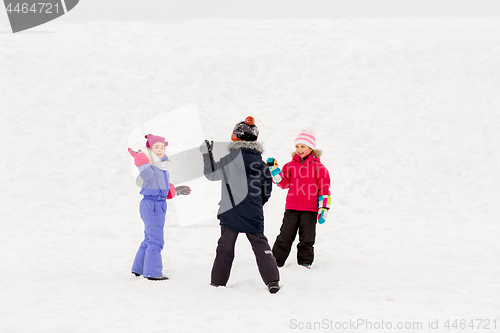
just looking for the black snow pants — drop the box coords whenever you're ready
[211,226,280,286]
[272,210,317,267]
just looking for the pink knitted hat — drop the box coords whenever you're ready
[295,129,316,149]
[145,134,168,148]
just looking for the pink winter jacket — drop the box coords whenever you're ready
[278,153,331,212]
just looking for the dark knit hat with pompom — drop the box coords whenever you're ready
[231,116,259,142]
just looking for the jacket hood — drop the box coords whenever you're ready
[291,148,322,158]
[226,141,265,175]
[291,151,322,166]
[228,141,264,154]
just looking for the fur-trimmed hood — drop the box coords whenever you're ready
[228,141,264,154]
[203,140,271,234]
[291,149,322,158]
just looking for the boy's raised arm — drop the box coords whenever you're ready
[200,140,224,181]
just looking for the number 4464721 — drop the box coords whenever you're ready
[444,319,497,330]
[6,2,60,14]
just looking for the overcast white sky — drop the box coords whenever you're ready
[1,0,500,22]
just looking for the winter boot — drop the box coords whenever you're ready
[147,276,169,281]
[267,280,280,294]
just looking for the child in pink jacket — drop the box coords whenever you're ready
[267,129,331,268]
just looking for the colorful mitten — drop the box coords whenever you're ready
[266,157,283,184]
[317,195,331,224]
[175,185,191,195]
[128,148,150,167]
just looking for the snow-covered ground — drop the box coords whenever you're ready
[1,18,500,332]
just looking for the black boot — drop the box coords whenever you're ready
[267,280,280,294]
[147,276,169,281]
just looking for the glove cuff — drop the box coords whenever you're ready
[269,166,282,184]
[272,173,283,184]
[318,195,331,209]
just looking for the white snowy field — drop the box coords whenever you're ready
[1,18,500,332]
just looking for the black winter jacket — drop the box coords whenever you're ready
[203,141,272,234]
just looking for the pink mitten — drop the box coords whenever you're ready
[167,183,176,199]
[128,148,150,167]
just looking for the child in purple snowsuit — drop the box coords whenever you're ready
[128,134,191,280]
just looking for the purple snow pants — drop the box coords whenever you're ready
[132,198,166,278]
[211,226,280,286]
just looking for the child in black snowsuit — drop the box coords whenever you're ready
[200,116,280,293]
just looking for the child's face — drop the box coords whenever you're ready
[151,142,165,158]
[295,144,313,158]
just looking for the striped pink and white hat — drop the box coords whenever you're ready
[295,129,316,150]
